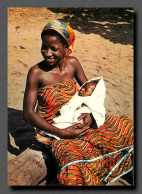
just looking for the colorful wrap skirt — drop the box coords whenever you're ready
[51,114,133,186]
[36,79,134,186]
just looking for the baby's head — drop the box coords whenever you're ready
[79,81,98,96]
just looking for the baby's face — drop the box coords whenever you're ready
[79,82,96,96]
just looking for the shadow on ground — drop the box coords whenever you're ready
[8,107,37,155]
[8,107,59,184]
[49,8,134,45]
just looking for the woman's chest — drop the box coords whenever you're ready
[39,68,75,87]
[37,78,78,107]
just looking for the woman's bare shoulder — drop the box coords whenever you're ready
[65,56,81,69]
[65,56,79,64]
[26,62,44,86]
[28,61,44,77]
[28,64,40,74]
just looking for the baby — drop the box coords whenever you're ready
[78,81,98,96]
[52,81,98,128]
[37,77,106,141]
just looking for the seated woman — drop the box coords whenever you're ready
[23,20,134,186]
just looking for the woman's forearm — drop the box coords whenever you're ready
[23,110,62,137]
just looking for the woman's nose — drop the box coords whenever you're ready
[45,49,52,57]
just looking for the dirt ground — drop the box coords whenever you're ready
[8,8,134,184]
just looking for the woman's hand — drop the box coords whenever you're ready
[77,113,93,128]
[59,124,89,139]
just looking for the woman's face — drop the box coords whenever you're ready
[41,35,67,66]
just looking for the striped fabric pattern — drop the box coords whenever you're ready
[36,79,133,186]
[52,114,133,186]
[36,79,77,123]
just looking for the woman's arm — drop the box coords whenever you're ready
[23,66,89,138]
[74,57,88,86]
[23,66,61,136]
[72,57,93,128]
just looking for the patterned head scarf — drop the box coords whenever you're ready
[42,20,76,56]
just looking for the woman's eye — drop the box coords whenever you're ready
[52,47,58,52]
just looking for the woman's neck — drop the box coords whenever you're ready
[53,57,65,72]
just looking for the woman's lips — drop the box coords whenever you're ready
[46,58,55,62]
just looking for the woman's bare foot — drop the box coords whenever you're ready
[36,133,52,145]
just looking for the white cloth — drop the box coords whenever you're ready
[43,77,106,140]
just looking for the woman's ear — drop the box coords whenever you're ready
[64,45,69,55]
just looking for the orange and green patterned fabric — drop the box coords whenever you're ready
[36,79,134,186]
[36,79,78,123]
[52,114,133,186]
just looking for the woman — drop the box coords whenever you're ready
[23,20,133,186]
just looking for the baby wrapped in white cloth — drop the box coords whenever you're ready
[41,77,106,140]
